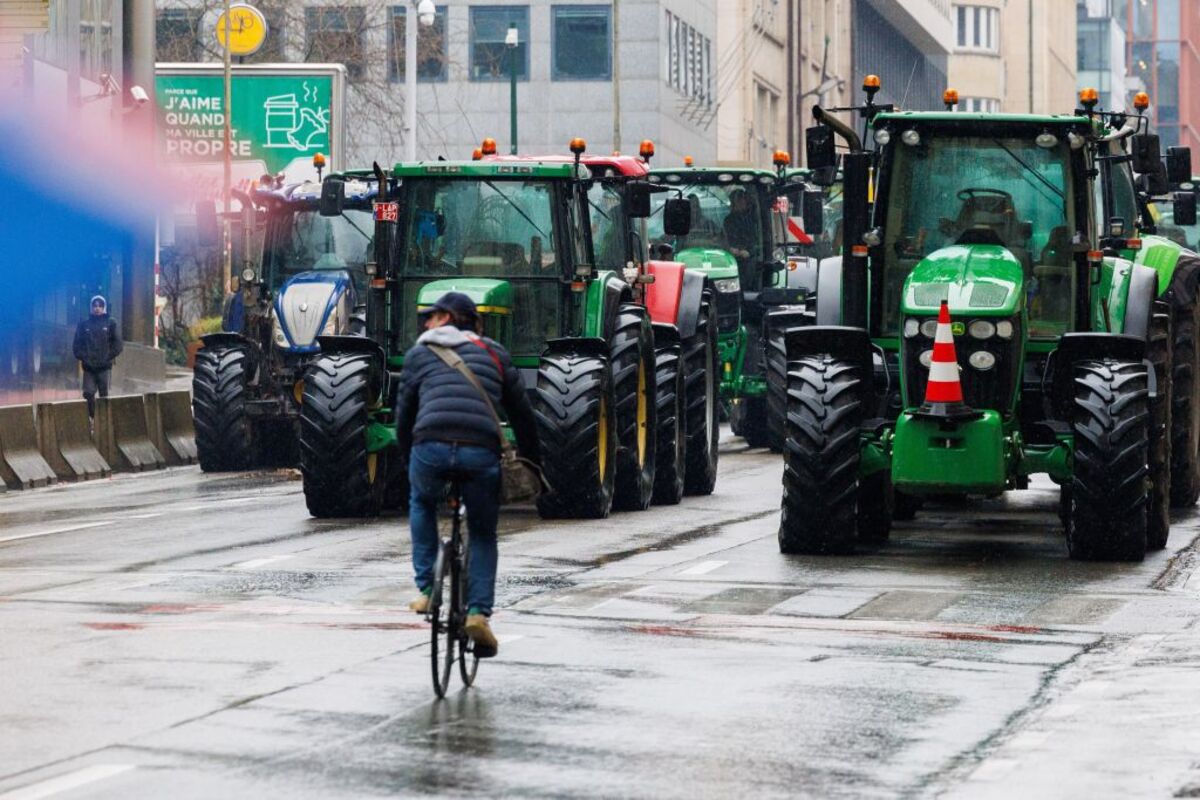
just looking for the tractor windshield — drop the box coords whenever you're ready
[647,178,770,263]
[881,134,1076,338]
[267,207,373,294]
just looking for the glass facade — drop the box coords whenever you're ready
[853,1,947,112]
[1119,0,1198,149]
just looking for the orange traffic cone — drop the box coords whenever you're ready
[918,300,980,421]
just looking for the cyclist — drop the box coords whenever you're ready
[395,291,541,658]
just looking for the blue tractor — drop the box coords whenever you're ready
[192,173,373,470]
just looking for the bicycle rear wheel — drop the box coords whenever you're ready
[429,543,454,698]
[457,544,479,686]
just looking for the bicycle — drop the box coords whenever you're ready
[427,473,480,698]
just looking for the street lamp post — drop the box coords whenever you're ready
[506,22,518,155]
[405,0,437,161]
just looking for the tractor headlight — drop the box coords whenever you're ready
[903,318,920,338]
[968,320,996,339]
[996,320,1014,339]
[901,129,921,147]
[273,319,290,348]
[919,318,939,338]
[714,278,741,293]
[874,129,891,146]
[969,351,996,370]
[919,349,933,368]
[241,267,256,284]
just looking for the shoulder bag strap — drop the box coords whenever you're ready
[427,343,515,454]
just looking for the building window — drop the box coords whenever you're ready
[388,7,448,82]
[80,0,115,82]
[156,9,202,62]
[960,96,1001,113]
[470,6,529,81]
[552,6,611,80]
[305,7,366,80]
[665,11,711,107]
[754,82,780,154]
[954,5,999,53]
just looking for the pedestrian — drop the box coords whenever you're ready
[395,291,541,658]
[72,295,123,418]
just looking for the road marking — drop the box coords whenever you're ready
[677,560,727,576]
[0,521,113,544]
[123,513,163,520]
[177,497,259,512]
[231,554,296,570]
[0,764,135,800]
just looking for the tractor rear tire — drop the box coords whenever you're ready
[682,291,719,495]
[192,344,255,472]
[299,353,384,518]
[611,305,657,512]
[1170,301,1200,507]
[765,306,814,452]
[651,342,685,505]
[1066,359,1149,562]
[779,355,863,555]
[893,491,922,521]
[534,352,617,519]
[857,470,893,544]
[1148,304,1173,550]
[739,397,772,449]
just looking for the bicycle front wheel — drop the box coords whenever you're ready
[429,543,454,698]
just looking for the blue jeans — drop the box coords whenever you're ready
[408,441,501,616]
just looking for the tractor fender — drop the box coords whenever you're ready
[543,336,610,359]
[783,325,874,407]
[814,256,844,325]
[1050,332,1147,418]
[1123,264,1158,340]
[314,335,387,401]
[784,255,820,293]
[1165,249,1200,308]
[644,260,686,326]
[586,271,627,339]
[675,269,708,340]
[200,331,257,351]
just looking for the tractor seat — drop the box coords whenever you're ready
[463,256,504,275]
[463,241,527,273]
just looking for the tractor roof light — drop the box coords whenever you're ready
[683,155,694,166]
[901,129,921,147]
[639,139,655,162]
[312,152,326,168]
[943,88,959,110]
[1036,131,1059,149]
[481,137,498,155]
[773,149,791,167]
[863,74,881,101]
[1079,87,1100,112]
[471,148,483,161]
[874,129,891,145]
[569,137,587,155]
[1133,92,1151,113]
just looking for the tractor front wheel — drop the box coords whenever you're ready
[611,305,657,511]
[1148,303,1173,549]
[779,355,863,555]
[651,341,685,505]
[534,353,617,519]
[1066,359,1149,561]
[682,292,719,495]
[192,344,255,472]
[298,353,385,518]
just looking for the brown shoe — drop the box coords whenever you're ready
[409,593,430,614]
[464,614,499,658]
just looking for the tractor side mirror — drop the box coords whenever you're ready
[1174,192,1198,226]
[1166,147,1193,186]
[1146,162,1170,195]
[195,200,218,246]
[1131,133,1163,175]
[625,181,653,218]
[663,197,692,236]
[319,177,346,217]
[806,124,837,172]
[802,190,825,237]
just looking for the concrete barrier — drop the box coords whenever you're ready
[145,390,197,466]
[94,395,165,472]
[36,400,111,481]
[0,404,58,489]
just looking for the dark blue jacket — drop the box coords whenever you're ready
[72,314,123,372]
[395,325,540,464]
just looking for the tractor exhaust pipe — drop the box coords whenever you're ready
[813,106,863,153]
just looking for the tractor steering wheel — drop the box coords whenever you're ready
[957,188,1014,204]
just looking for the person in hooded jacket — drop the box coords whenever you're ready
[73,296,123,417]
[395,291,540,657]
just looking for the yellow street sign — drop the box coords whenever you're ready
[216,4,268,57]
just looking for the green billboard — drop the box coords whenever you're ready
[155,64,345,185]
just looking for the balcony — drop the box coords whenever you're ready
[861,0,954,55]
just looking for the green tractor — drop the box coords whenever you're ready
[646,160,831,450]
[297,146,720,519]
[781,79,1200,560]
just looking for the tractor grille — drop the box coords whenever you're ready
[902,319,1021,413]
[714,289,740,334]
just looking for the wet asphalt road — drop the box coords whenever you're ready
[3,430,1200,799]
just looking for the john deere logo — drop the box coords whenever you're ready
[951,321,965,336]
